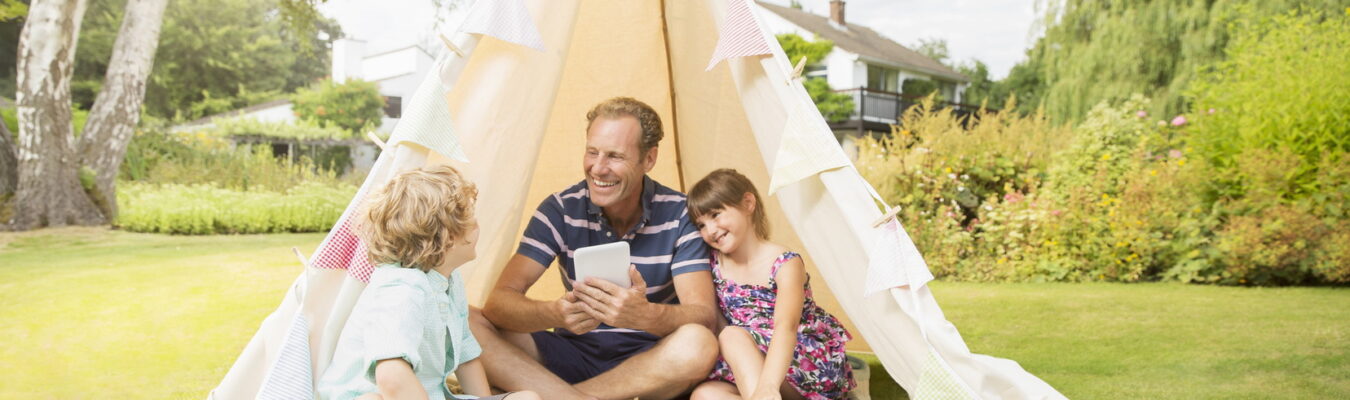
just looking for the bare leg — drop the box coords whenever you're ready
[690,381,740,400]
[573,324,719,400]
[468,308,592,400]
[719,327,765,397]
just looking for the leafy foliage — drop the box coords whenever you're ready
[857,92,1349,285]
[68,0,341,120]
[776,33,854,122]
[291,78,386,135]
[1004,0,1346,123]
[775,33,833,65]
[115,181,354,234]
[1186,8,1350,200]
[207,117,349,141]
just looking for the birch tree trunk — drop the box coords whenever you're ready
[0,121,15,196]
[78,0,168,218]
[11,0,102,229]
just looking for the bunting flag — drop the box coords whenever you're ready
[865,219,935,297]
[459,0,545,51]
[706,0,773,70]
[387,61,470,163]
[309,192,377,283]
[767,104,851,195]
[254,313,313,400]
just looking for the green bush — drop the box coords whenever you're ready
[115,181,356,234]
[209,117,349,140]
[121,129,348,192]
[1187,8,1350,200]
[292,78,385,135]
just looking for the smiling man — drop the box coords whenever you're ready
[471,97,719,399]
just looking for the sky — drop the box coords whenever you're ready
[320,0,1043,80]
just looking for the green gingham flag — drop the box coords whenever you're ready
[915,348,976,400]
[387,60,469,162]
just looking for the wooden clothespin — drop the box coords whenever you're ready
[366,131,387,151]
[438,33,464,58]
[787,56,808,84]
[871,205,903,229]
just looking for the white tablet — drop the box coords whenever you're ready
[573,241,632,289]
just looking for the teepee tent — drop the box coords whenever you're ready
[212,0,1065,398]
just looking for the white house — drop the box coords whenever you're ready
[755,0,970,136]
[331,38,437,132]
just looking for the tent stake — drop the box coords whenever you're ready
[871,205,903,228]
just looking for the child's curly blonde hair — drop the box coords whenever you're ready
[358,164,478,272]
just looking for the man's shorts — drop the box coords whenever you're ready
[531,330,661,384]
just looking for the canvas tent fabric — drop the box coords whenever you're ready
[211,0,1065,399]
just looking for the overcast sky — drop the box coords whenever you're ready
[321,0,1042,80]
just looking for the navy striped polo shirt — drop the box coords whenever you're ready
[516,176,712,334]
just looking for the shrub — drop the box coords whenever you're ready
[209,117,349,141]
[121,129,347,192]
[291,78,385,135]
[1187,8,1350,200]
[115,181,355,234]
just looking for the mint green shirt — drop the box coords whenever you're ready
[317,265,482,400]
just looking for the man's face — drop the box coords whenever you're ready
[584,116,655,211]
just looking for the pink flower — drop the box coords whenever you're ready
[1168,149,1183,159]
[1171,115,1187,126]
[1136,110,1148,118]
[1051,210,1063,216]
[1208,108,1216,115]
[1004,192,1024,203]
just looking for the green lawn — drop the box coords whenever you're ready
[1,228,1347,399]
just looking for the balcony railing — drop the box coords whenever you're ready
[832,87,989,128]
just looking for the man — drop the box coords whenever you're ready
[470,97,719,399]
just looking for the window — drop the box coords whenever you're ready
[867,65,899,92]
[384,96,402,118]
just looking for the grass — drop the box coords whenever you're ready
[1,228,1347,399]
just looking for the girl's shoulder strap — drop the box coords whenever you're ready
[769,251,801,280]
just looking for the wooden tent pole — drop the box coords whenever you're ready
[659,0,687,191]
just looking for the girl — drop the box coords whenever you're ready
[317,165,538,400]
[687,169,855,400]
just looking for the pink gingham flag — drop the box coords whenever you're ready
[707,0,773,70]
[310,186,377,283]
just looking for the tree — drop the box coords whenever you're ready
[76,0,167,218]
[11,0,102,228]
[776,33,853,122]
[1007,0,1346,123]
[912,36,950,67]
[292,78,385,135]
[71,0,340,120]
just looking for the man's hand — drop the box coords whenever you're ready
[556,291,600,334]
[575,266,652,330]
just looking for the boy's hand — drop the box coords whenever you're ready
[575,266,652,329]
[556,291,600,334]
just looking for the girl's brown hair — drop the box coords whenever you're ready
[687,168,769,239]
[358,164,478,272]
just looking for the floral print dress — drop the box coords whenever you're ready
[709,251,855,399]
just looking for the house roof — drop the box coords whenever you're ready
[756,1,967,83]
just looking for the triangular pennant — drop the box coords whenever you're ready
[254,313,313,400]
[865,219,935,297]
[387,62,470,163]
[767,108,850,195]
[706,0,773,70]
[459,0,545,51]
